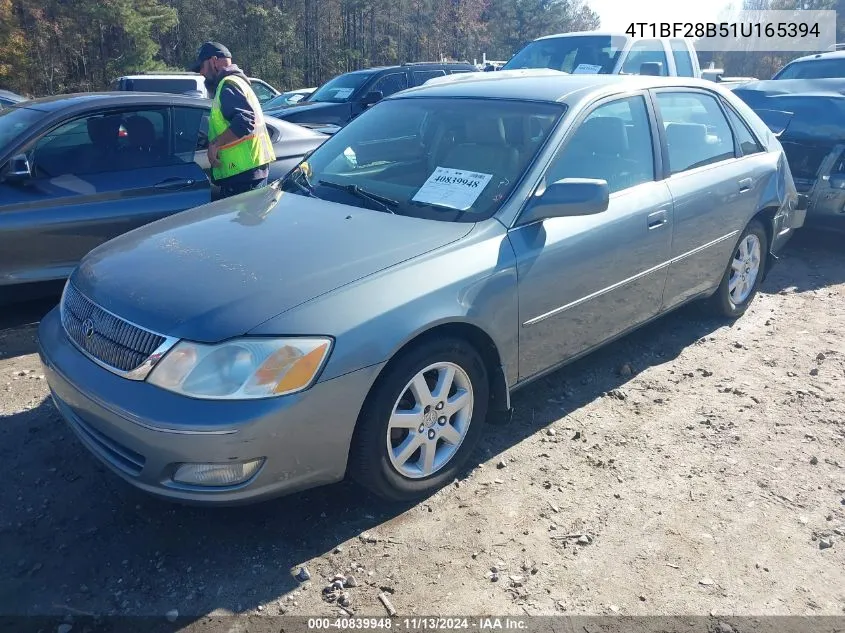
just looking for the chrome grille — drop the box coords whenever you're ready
[61,283,165,373]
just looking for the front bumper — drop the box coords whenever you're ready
[37,306,383,505]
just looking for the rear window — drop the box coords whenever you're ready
[120,78,201,94]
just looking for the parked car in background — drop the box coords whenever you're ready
[0,89,26,109]
[734,77,845,229]
[772,50,845,80]
[111,72,281,104]
[262,88,316,110]
[0,92,327,290]
[37,74,804,505]
[501,32,702,78]
[265,62,476,127]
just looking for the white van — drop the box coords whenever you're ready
[500,32,702,78]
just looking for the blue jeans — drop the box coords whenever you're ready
[218,176,268,199]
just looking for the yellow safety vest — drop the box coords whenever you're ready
[208,74,276,181]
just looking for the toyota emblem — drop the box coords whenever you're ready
[82,318,95,339]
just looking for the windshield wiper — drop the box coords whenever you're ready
[285,166,317,197]
[318,180,398,214]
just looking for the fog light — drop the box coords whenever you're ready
[172,458,265,486]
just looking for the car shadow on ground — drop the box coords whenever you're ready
[0,226,843,622]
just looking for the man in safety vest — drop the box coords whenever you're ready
[190,41,276,198]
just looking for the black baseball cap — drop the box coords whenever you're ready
[190,41,231,72]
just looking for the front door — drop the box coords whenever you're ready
[509,94,675,380]
[0,106,211,286]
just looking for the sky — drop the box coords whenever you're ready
[590,0,739,33]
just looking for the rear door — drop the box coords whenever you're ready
[654,89,761,309]
[0,105,210,286]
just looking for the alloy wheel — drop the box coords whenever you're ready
[386,362,474,479]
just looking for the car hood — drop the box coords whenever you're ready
[71,185,474,342]
[269,101,341,117]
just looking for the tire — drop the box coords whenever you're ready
[709,219,768,318]
[349,336,490,502]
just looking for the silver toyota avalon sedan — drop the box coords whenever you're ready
[38,73,806,504]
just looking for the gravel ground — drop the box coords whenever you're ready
[1,228,843,624]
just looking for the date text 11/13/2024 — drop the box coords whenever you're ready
[307,618,528,630]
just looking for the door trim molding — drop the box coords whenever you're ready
[522,230,739,327]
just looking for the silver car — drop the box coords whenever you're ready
[38,74,806,504]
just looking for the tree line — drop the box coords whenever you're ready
[0,0,600,97]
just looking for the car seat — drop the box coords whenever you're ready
[440,116,519,177]
[122,115,166,168]
[547,116,632,191]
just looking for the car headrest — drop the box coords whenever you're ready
[87,115,122,148]
[463,116,507,145]
[665,122,707,146]
[124,115,156,148]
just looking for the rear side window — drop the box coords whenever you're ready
[670,40,695,77]
[413,70,446,85]
[656,92,736,174]
[622,40,669,76]
[723,104,764,156]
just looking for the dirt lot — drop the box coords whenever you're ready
[1,229,844,624]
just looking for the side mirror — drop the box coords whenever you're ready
[362,91,383,107]
[518,178,610,226]
[5,154,32,183]
[640,61,663,76]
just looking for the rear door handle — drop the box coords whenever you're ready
[154,178,195,190]
[647,209,669,230]
[738,178,753,193]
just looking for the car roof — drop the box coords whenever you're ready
[0,89,25,101]
[395,72,732,105]
[11,91,210,113]
[533,31,636,42]
[784,50,845,64]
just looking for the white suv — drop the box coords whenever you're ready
[110,73,280,104]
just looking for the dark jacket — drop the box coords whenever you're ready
[207,64,269,186]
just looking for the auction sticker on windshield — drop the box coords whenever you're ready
[412,167,493,210]
[572,63,603,74]
[333,88,354,99]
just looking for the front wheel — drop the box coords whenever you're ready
[709,219,768,318]
[349,337,489,502]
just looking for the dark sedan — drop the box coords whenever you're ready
[0,92,327,290]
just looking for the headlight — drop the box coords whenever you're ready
[147,337,332,399]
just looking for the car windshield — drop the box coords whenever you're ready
[280,97,565,222]
[503,34,628,73]
[774,58,845,79]
[307,72,371,103]
[0,106,46,150]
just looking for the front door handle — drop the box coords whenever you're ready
[647,209,669,230]
[738,178,753,193]
[154,178,195,190]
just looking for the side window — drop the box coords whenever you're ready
[31,108,172,178]
[251,81,275,103]
[172,107,207,157]
[546,95,655,194]
[370,72,409,97]
[622,40,669,76]
[413,70,447,85]
[670,40,695,77]
[724,104,764,156]
[656,92,736,174]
